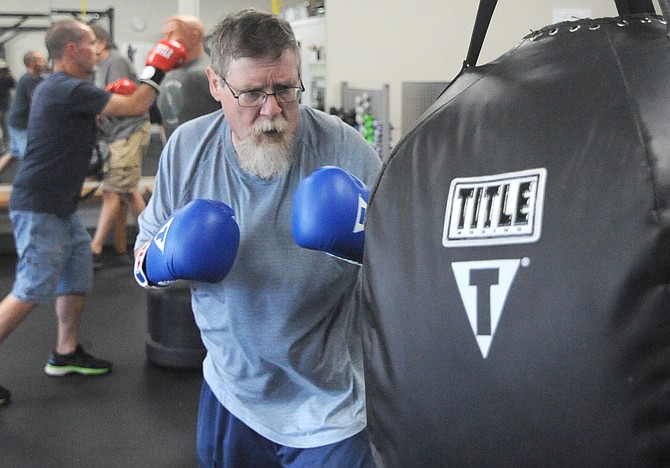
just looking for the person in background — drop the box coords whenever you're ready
[89,24,151,268]
[0,59,15,156]
[157,14,220,140]
[0,19,185,406]
[2,51,47,174]
[133,8,381,467]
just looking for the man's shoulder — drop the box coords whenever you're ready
[101,51,137,81]
[298,106,382,175]
[168,54,211,77]
[109,50,135,69]
[185,54,212,70]
[34,72,108,114]
[170,109,224,138]
[300,106,345,129]
[19,72,41,84]
[40,71,76,87]
[38,72,96,96]
[32,73,60,95]
[299,106,364,142]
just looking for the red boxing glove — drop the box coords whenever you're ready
[139,39,187,92]
[105,78,138,95]
[145,39,186,70]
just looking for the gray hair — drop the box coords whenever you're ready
[210,8,300,78]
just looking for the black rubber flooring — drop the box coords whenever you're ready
[0,251,202,468]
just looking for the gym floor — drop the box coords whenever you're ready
[0,234,202,466]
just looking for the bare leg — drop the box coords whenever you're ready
[121,190,147,223]
[91,191,122,256]
[157,124,167,146]
[0,294,37,344]
[54,294,85,355]
[0,154,14,174]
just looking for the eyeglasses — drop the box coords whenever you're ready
[221,77,305,107]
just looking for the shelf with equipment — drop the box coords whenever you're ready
[340,81,391,161]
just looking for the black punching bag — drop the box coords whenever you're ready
[361,1,670,466]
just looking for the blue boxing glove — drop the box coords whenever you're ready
[292,166,370,264]
[134,199,240,288]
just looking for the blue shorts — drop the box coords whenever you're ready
[10,211,93,304]
[7,125,27,159]
[196,380,376,468]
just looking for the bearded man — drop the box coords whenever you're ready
[134,8,381,467]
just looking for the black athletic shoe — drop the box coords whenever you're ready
[44,344,112,377]
[0,384,11,405]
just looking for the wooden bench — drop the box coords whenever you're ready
[0,176,155,253]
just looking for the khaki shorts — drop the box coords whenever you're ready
[102,122,151,193]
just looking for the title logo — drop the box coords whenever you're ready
[155,44,175,58]
[443,168,547,247]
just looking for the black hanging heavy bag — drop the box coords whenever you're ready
[361,1,670,466]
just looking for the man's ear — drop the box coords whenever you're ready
[205,67,222,102]
[64,41,77,57]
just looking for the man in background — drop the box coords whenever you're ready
[89,24,151,268]
[0,59,15,156]
[0,19,184,406]
[1,51,46,173]
[157,15,219,140]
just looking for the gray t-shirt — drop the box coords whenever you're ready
[94,49,148,142]
[157,54,220,140]
[136,106,381,447]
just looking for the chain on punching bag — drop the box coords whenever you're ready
[362,0,670,466]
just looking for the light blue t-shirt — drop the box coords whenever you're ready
[136,106,382,447]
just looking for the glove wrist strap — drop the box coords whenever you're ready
[139,67,166,92]
[134,241,162,289]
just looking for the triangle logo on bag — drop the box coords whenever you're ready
[451,258,526,358]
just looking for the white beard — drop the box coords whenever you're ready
[235,117,294,179]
